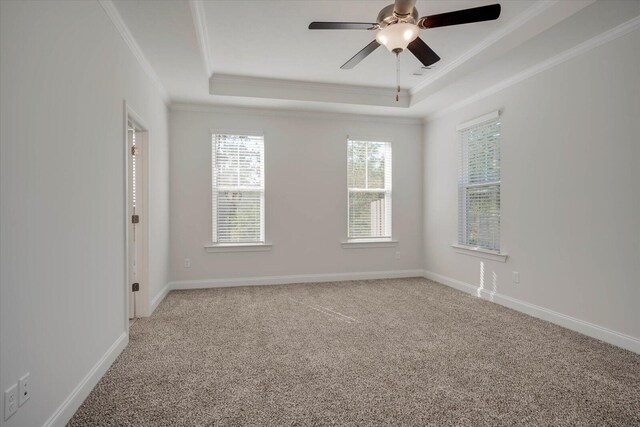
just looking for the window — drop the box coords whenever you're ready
[211,133,264,244]
[458,113,501,251]
[347,139,392,240]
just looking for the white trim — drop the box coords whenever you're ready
[122,102,130,331]
[170,269,424,290]
[42,332,128,427]
[341,240,398,249]
[209,74,411,108]
[427,16,640,121]
[410,0,558,95]
[451,244,508,263]
[171,103,424,126]
[204,243,273,253]
[456,111,500,132]
[210,129,264,138]
[423,270,640,354]
[189,0,214,77]
[346,135,392,143]
[211,73,411,99]
[125,103,151,318]
[98,1,169,104]
[150,283,170,314]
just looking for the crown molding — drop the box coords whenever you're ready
[211,74,410,97]
[98,0,169,104]
[425,15,640,122]
[170,102,424,126]
[210,74,411,108]
[189,0,214,77]
[410,0,559,96]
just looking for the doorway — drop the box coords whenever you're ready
[126,109,149,319]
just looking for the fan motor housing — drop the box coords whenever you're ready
[377,4,419,28]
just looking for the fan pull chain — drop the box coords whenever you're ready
[395,52,400,102]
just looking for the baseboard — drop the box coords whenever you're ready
[42,331,128,427]
[423,270,640,354]
[150,283,170,315]
[170,269,425,290]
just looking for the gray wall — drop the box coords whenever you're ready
[422,28,640,340]
[0,1,170,425]
[170,107,424,282]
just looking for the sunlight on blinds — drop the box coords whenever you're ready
[347,139,392,240]
[458,115,501,251]
[212,134,264,243]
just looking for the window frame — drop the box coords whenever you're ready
[346,137,393,243]
[209,130,267,248]
[455,111,506,259]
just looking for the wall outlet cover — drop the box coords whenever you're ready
[19,373,30,406]
[4,383,17,420]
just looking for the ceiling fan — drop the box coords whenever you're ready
[309,0,501,99]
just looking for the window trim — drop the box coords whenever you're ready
[204,243,272,253]
[346,137,393,243]
[210,130,266,246]
[457,111,502,252]
[451,244,507,262]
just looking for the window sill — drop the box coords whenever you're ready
[341,240,398,249]
[204,243,272,253]
[451,244,508,262]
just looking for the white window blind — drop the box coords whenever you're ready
[347,139,392,240]
[212,134,264,244]
[458,113,501,251]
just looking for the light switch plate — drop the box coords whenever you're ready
[19,373,30,406]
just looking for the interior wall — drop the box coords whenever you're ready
[423,28,640,340]
[0,1,170,426]
[170,108,423,283]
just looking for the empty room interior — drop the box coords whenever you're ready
[1,0,640,425]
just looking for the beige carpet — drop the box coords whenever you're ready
[69,278,640,426]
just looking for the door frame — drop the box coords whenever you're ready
[123,101,151,331]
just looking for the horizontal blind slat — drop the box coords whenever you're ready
[212,134,265,243]
[458,117,501,251]
[348,139,392,239]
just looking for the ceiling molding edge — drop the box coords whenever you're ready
[410,0,559,95]
[98,0,170,104]
[210,74,410,108]
[424,15,640,123]
[170,103,424,126]
[211,74,409,98]
[189,0,214,77]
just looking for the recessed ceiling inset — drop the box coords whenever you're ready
[309,0,501,101]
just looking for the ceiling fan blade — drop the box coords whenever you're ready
[407,37,440,67]
[341,40,380,69]
[417,4,501,29]
[309,22,377,30]
[393,0,416,17]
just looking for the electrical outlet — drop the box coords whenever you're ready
[4,383,17,420]
[513,271,520,284]
[19,373,30,406]
[395,251,401,260]
[184,258,191,268]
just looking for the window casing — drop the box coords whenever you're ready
[347,139,392,241]
[211,133,265,244]
[458,114,501,251]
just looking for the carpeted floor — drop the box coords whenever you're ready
[69,278,640,426]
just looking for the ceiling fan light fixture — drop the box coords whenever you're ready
[375,23,419,52]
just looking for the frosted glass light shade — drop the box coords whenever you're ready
[375,23,419,52]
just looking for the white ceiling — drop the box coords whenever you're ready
[203,0,533,88]
[111,0,640,119]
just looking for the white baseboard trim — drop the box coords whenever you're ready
[150,283,171,314]
[423,270,640,354]
[43,331,128,427]
[170,269,425,290]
